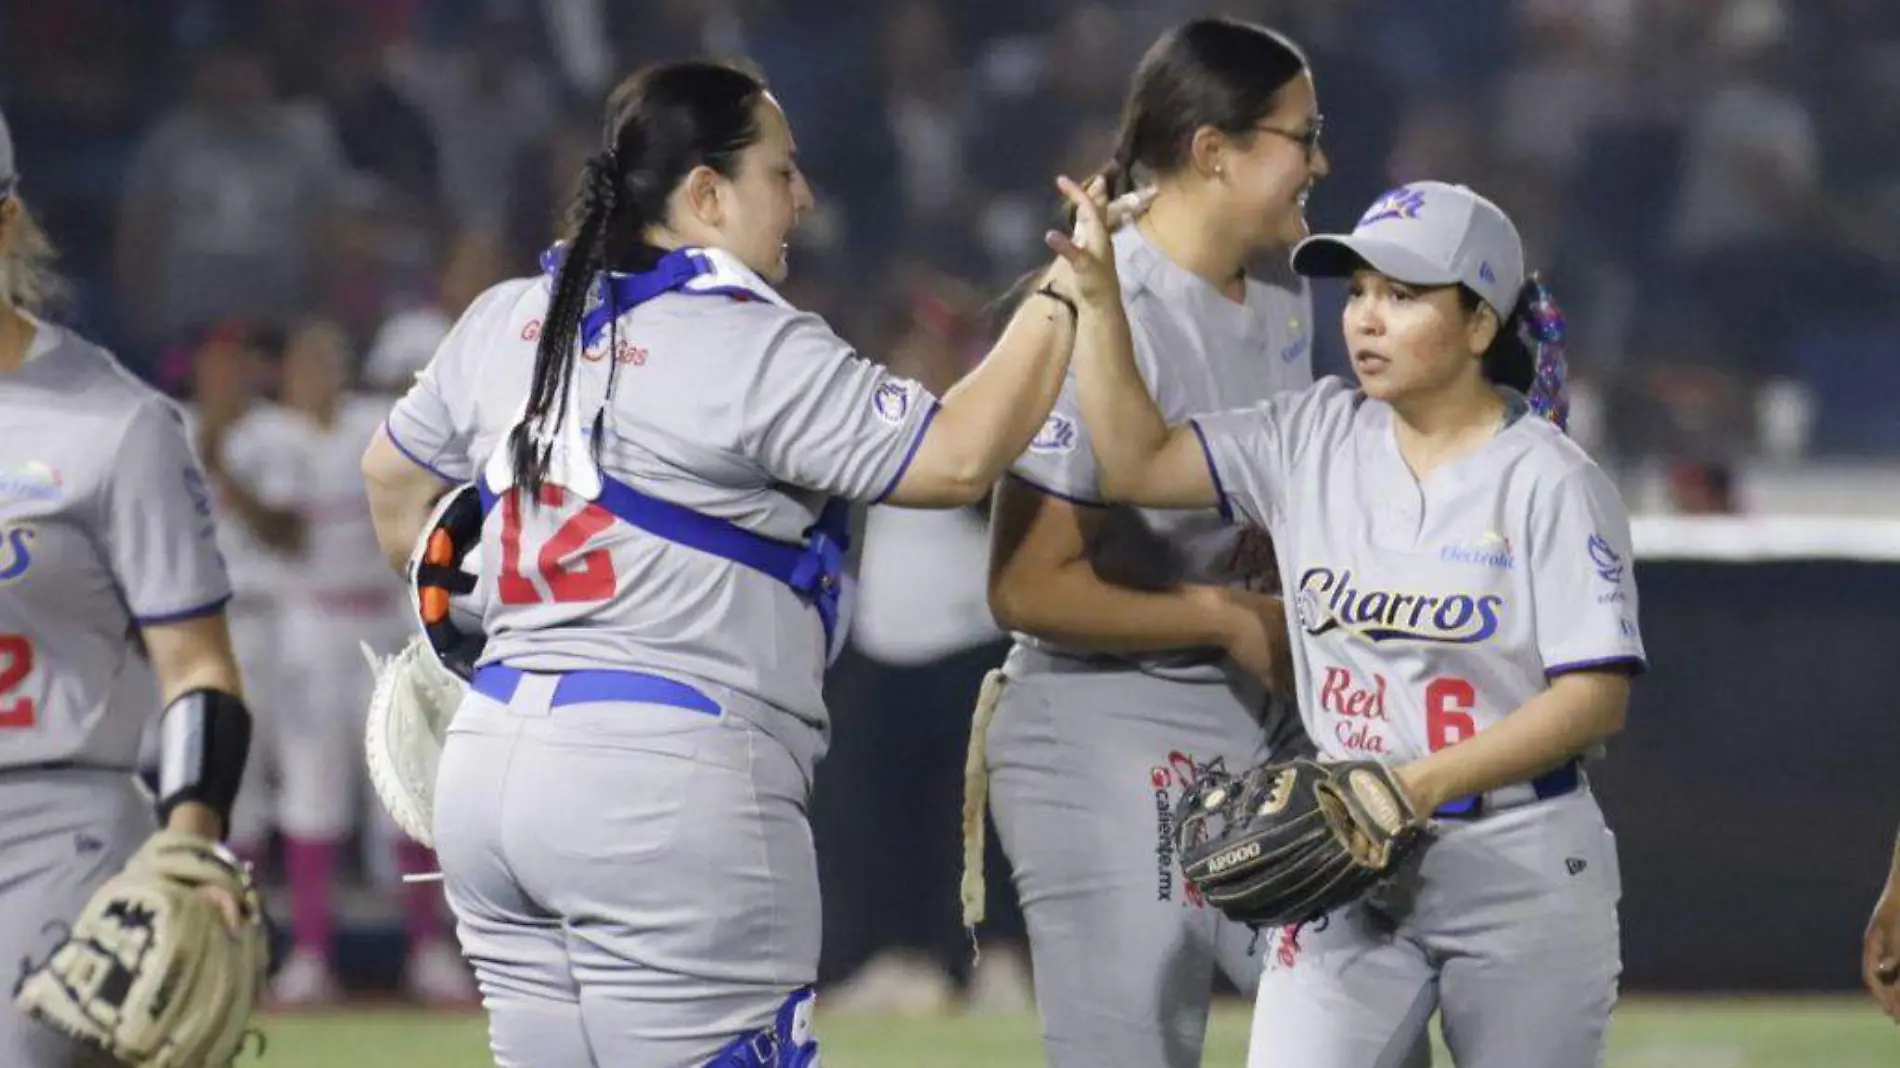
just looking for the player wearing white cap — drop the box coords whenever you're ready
[0,106,260,1067]
[1063,179,1646,1068]
[359,60,1126,1068]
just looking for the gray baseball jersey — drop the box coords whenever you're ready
[1192,376,1647,765]
[385,264,938,727]
[0,316,231,769]
[985,228,1316,1068]
[1193,379,1642,1068]
[1007,225,1313,681]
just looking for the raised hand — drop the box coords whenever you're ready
[1045,176,1122,306]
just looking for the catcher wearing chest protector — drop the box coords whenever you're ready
[1173,756,1431,930]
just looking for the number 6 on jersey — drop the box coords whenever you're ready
[1426,677,1477,752]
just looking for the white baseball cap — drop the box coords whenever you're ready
[0,106,15,198]
[1291,181,1525,317]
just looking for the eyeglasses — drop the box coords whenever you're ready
[1257,115,1325,161]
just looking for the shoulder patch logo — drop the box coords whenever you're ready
[873,379,915,425]
[1587,534,1624,584]
[182,467,213,518]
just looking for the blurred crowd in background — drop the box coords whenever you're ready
[6,0,1898,479]
[4,0,1898,1011]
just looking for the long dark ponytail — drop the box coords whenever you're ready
[1083,17,1308,221]
[512,61,767,496]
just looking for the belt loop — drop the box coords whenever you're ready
[510,671,558,717]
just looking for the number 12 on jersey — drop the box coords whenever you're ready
[496,486,619,606]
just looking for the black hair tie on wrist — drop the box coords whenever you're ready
[1035,283,1078,324]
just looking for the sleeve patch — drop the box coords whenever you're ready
[872,379,919,425]
[1587,533,1625,584]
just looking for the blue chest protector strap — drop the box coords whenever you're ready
[491,244,851,655]
[476,477,850,653]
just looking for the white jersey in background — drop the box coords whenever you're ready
[249,393,409,842]
[178,402,302,847]
[246,395,404,610]
[182,402,300,603]
[365,305,452,390]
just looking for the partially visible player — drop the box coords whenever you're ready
[363,230,509,393]
[183,322,301,868]
[0,106,258,1067]
[249,317,472,1005]
[1863,824,1900,1019]
[979,19,1325,1068]
[1064,180,1644,1068]
[360,60,1118,1068]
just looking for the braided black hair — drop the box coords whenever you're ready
[512,61,767,497]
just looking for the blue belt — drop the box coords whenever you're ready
[472,664,720,716]
[476,475,848,649]
[1433,759,1581,820]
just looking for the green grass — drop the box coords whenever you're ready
[252,997,1897,1067]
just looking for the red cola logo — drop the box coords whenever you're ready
[1318,665,1391,754]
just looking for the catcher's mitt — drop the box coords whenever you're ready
[14,830,269,1068]
[362,635,468,848]
[1174,758,1428,929]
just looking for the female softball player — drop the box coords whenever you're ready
[251,318,469,1007]
[0,108,258,1066]
[1064,179,1646,1068]
[360,61,1120,1068]
[979,19,1325,1068]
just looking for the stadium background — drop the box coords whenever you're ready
[6,0,1899,1063]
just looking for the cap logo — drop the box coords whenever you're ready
[1358,186,1427,228]
[1479,262,1496,284]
